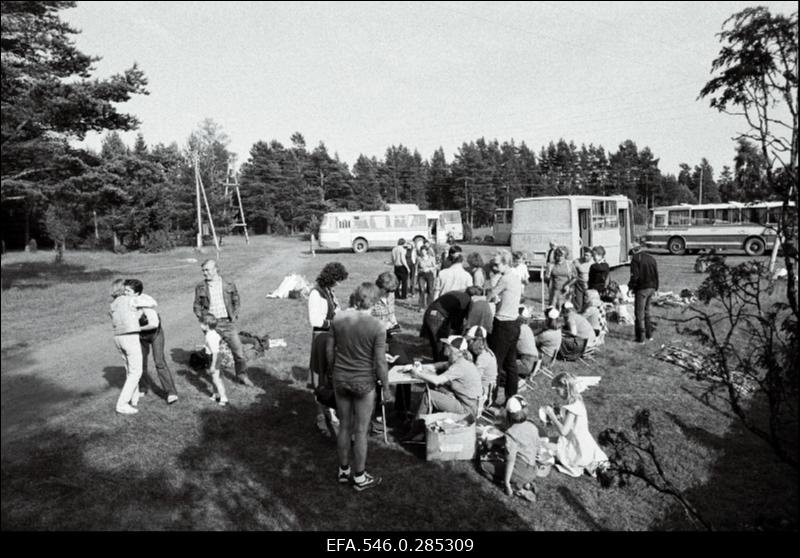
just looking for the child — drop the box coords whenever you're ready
[200,312,228,407]
[480,395,539,502]
[544,373,608,477]
[465,325,497,408]
[581,289,608,338]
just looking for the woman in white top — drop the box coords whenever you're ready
[544,372,608,477]
[109,279,148,415]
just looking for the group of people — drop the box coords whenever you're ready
[109,258,255,415]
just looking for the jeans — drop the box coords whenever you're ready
[114,334,143,410]
[488,319,521,399]
[416,386,477,418]
[417,271,435,310]
[214,319,247,376]
[138,326,177,396]
[634,288,656,342]
[423,309,449,361]
[394,266,409,299]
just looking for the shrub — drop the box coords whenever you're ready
[141,230,177,253]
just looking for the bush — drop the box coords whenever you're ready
[463,223,473,242]
[141,229,177,253]
[483,235,495,244]
[472,236,483,244]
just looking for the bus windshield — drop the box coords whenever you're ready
[440,211,462,224]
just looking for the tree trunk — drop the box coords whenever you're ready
[93,210,100,240]
[113,231,120,252]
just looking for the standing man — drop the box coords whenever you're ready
[433,252,473,299]
[628,243,659,343]
[487,250,523,405]
[391,239,410,299]
[193,259,253,386]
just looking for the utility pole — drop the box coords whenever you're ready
[195,154,203,249]
[699,166,704,204]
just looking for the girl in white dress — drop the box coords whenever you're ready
[544,372,608,477]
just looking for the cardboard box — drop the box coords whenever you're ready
[423,412,476,461]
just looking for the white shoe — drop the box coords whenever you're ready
[167,394,178,404]
[116,404,139,415]
[131,391,144,407]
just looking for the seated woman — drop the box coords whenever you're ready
[559,302,596,359]
[581,289,608,338]
[543,373,608,478]
[535,308,563,365]
[404,336,483,440]
[516,305,539,380]
[479,395,539,502]
[465,325,497,408]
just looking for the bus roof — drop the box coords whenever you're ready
[651,201,793,212]
[513,195,630,204]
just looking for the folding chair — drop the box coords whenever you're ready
[478,382,496,421]
[579,331,605,366]
[536,351,558,379]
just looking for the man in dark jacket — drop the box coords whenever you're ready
[628,243,659,343]
[194,259,253,386]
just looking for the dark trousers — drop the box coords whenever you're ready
[215,319,247,376]
[634,288,656,342]
[417,271,435,310]
[394,266,409,299]
[407,262,417,295]
[423,310,449,362]
[488,318,521,400]
[138,326,178,396]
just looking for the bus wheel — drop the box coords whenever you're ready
[667,237,686,255]
[744,237,765,256]
[352,238,369,254]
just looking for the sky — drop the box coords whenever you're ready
[62,1,797,177]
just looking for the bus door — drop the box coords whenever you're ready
[578,208,592,249]
[436,215,448,244]
[618,207,630,262]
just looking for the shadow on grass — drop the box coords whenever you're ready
[556,486,610,531]
[102,366,126,389]
[1,373,531,530]
[1,262,119,291]
[171,347,214,397]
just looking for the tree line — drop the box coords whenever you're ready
[0,1,788,252]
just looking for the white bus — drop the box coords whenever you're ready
[511,195,634,269]
[424,210,464,241]
[492,208,513,245]
[318,210,431,253]
[643,201,794,255]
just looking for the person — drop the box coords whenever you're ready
[420,288,473,361]
[200,312,229,407]
[581,289,608,337]
[308,262,348,436]
[371,271,400,333]
[572,247,593,312]
[547,247,576,310]
[124,279,178,405]
[325,282,392,491]
[439,243,462,271]
[467,252,486,289]
[515,305,539,381]
[545,240,558,266]
[109,279,146,415]
[588,246,610,294]
[405,239,418,297]
[560,301,596,358]
[193,259,252,386]
[487,250,523,404]
[465,285,494,334]
[544,372,608,477]
[410,335,483,420]
[465,325,497,407]
[433,252,473,299]
[480,395,540,501]
[416,245,438,312]
[391,239,410,299]
[535,307,563,364]
[628,243,659,343]
[512,251,530,289]
[484,258,502,303]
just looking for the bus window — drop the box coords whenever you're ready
[371,215,389,229]
[352,216,369,229]
[321,215,336,229]
[653,213,666,227]
[691,209,715,225]
[668,210,690,226]
[441,211,461,224]
[410,214,427,228]
[337,218,351,229]
[768,206,782,225]
[592,200,618,229]
[392,215,408,228]
[744,208,767,225]
[715,208,739,224]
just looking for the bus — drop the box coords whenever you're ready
[511,195,634,270]
[318,209,431,253]
[642,201,794,255]
[424,210,464,241]
[492,208,513,245]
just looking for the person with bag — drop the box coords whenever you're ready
[308,262,348,437]
[124,279,178,405]
[325,283,392,491]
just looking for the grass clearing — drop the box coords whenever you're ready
[1,237,797,530]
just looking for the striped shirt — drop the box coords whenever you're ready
[207,279,229,319]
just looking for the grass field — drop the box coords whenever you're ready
[1,236,797,531]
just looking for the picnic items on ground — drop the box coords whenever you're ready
[265,273,313,299]
[423,412,476,461]
[651,344,757,396]
[651,290,697,308]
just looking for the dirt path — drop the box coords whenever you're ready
[1,239,317,448]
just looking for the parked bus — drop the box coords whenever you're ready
[643,201,794,255]
[511,195,634,270]
[492,208,513,245]
[424,210,464,241]
[318,210,432,253]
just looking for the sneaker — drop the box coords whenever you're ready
[116,404,139,415]
[210,394,221,402]
[353,472,382,492]
[218,398,229,407]
[337,469,351,484]
[167,394,179,404]
[646,337,654,342]
[131,391,144,407]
